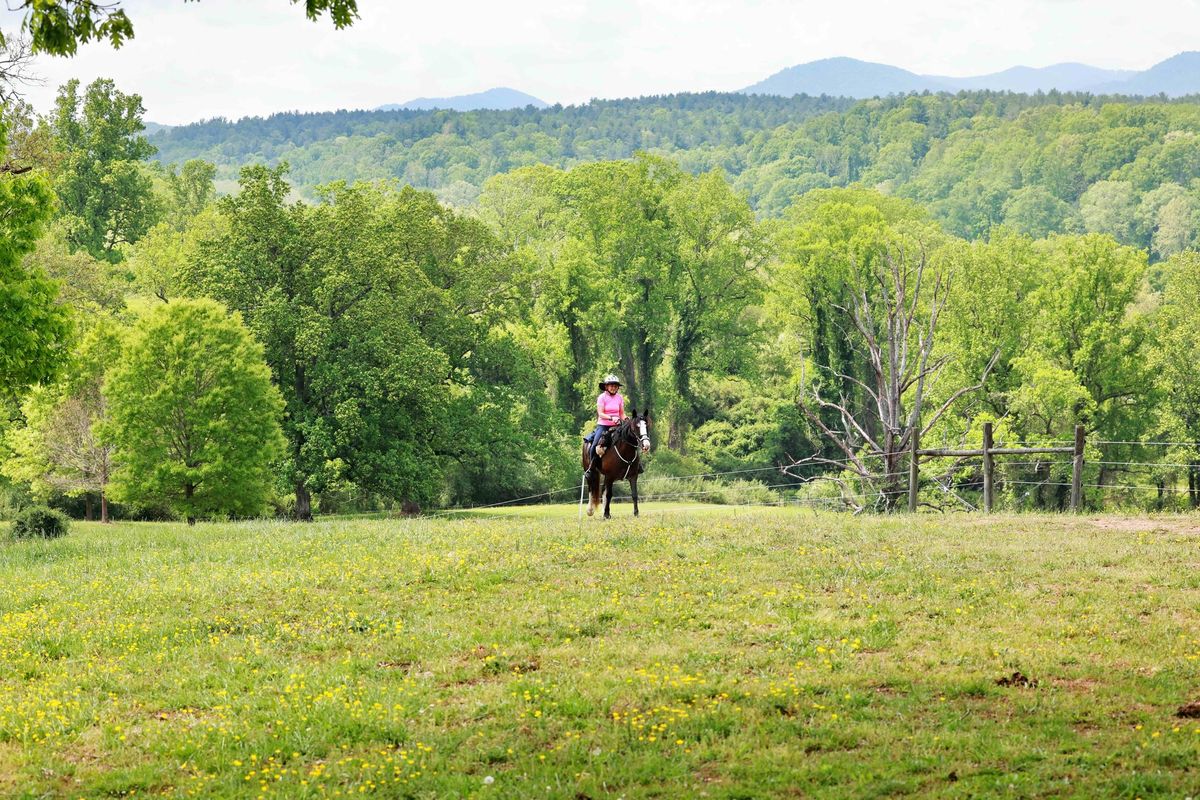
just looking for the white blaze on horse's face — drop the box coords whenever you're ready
[638,419,650,451]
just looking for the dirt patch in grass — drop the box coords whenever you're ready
[377,659,413,670]
[151,707,203,722]
[1052,677,1099,693]
[60,726,104,766]
[0,741,26,793]
[1087,517,1200,535]
[996,671,1038,688]
[1176,699,1200,718]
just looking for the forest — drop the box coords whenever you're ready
[5,76,1200,521]
[152,89,1200,251]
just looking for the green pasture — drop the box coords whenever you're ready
[1,506,1199,798]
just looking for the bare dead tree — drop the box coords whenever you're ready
[43,390,114,523]
[0,31,40,107]
[787,235,998,511]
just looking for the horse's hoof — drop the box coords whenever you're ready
[587,504,595,516]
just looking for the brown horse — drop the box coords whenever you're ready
[582,409,651,518]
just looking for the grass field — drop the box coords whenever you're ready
[2,504,1199,798]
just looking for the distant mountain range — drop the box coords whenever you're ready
[377,87,548,112]
[741,52,1200,98]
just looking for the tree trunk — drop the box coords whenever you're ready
[295,482,313,522]
[617,339,637,407]
[668,331,696,450]
[185,483,196,526]
[100,491,109,524]
[84,493,93,521]
[562,313,590,427]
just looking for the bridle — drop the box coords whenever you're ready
[609,417,651,479]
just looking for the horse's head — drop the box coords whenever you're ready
[628,407,651,453]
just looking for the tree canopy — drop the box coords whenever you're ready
[104,299,284,523]
[8,74,1200,516]
[7,0,359,56]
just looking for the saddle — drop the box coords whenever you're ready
[585,430,611,457]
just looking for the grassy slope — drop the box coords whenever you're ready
[1,506,1198,798]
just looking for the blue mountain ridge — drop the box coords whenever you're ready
[741,53,1196,98]
[377,87,548,112]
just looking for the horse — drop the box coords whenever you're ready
[581,409,651,519]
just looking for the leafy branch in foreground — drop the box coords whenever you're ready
[4,0,359,56]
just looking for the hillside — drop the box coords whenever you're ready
[741,53,1194,98]
[742,57,946,97]
[148,90,1200,249]
[377,86,548,111]
[931,63,1134,93]
[1093,51,1200,96]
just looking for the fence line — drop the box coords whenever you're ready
[1099,441,1200,448]
[324,430,1200,522]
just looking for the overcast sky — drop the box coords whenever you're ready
[4,0,1198,125]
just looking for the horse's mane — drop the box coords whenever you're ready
[611,417,634,440]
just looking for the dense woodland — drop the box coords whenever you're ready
[154,90,1200,251]
[5,76,1200,520]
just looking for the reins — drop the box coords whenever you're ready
[609,419,645,481]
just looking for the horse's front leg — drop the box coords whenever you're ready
[630,475,639,517]
[603,477,614,519]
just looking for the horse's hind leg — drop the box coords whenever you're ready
[587,476,599,516]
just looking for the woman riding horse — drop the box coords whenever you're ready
[583,374,625,482]
[582,374,650,518]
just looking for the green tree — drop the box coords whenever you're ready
[22,222,127,316]
[662,168,767,447]
[1149,195,1198,259]
[0,128,72,402]
[51,78,159,261]
[185,165,536,515]
[1078,181,1138,245]
[1017,234,1154,499]
[9,1,358,56]
[104,299,284,524]
[127,222,188,302]
[560,158,679,412]
[163,159,216,230]
[481,156,768,444]
[2,321,121,521]
[933,230,1043,426]
[1000,185,1078,238]
[1154,252,1200,506]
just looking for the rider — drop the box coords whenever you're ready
[583,374,625,481]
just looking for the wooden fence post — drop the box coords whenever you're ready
[908,427,920,513]
[1070,424,1085,512]
[982,422,994,514]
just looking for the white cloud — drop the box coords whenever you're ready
[4,0,1198,125]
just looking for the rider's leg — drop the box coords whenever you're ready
[583,426,606,479]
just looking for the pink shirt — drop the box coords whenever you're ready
[597,392,624,426]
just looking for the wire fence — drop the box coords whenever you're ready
[317,436,1200,522]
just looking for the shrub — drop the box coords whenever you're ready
[11,505,70,539]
